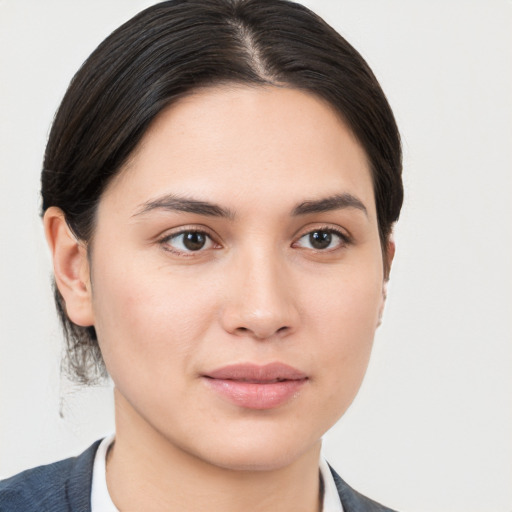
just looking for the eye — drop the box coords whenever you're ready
[294,228,349,251]
[161,230,216,253]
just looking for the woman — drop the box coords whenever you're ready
[0,0,402,510]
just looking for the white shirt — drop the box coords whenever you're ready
[91,435,343,511]
[90,435,116,512]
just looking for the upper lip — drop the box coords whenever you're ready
[204,362,308,383]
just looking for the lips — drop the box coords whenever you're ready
[202,363,308,410]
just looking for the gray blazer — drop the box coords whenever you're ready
[0,440,397,511]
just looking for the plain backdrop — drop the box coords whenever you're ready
[1,1,511,511]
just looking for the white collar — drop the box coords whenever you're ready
[91,434,117,512]
[91,435,343,512]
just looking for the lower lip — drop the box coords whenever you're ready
[203,378,307,409]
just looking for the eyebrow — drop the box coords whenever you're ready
[133,194,235,219]
[133,192,367,219]
[292,193,368,217]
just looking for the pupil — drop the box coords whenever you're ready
[310,231,331,249]
[183,232,206,251]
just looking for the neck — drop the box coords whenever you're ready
[106,389,323,512]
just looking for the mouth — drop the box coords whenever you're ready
[202,362,308,410]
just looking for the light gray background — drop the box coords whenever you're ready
[1,1,511,511]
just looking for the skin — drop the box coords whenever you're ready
[45,85,393,512]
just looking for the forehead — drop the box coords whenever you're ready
[102,85,375,218]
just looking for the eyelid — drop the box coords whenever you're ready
[157,223,219,239]
[293,224,352,243]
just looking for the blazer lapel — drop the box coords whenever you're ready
[328,465,398,512]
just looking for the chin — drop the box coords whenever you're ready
[203,446,310,472]
[182,424,322,473]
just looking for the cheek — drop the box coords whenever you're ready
[303,262,383,401]
[306,257,383,340]
[89,257,219,382]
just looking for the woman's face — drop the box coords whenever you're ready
[85,86,387,470]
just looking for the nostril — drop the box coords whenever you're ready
[232,325,290,338]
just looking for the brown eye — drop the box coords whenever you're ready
[309,231,332,249]
[183,232,207,251]
[294,228,349,251]
[162,230,215,253]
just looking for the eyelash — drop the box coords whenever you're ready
[158,225,352,256]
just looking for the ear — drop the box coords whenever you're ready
[377,238,396,327]
[44,207,94,327]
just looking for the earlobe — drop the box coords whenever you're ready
[385,238,396,280]
[43,207,94,327]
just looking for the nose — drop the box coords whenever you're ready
[220,248,300,340]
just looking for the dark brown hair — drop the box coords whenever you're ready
[41,0,403,383]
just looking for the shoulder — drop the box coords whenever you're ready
[329,465,399,512]
[0,440,101,512]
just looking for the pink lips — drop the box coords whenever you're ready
[203,362,308,410]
